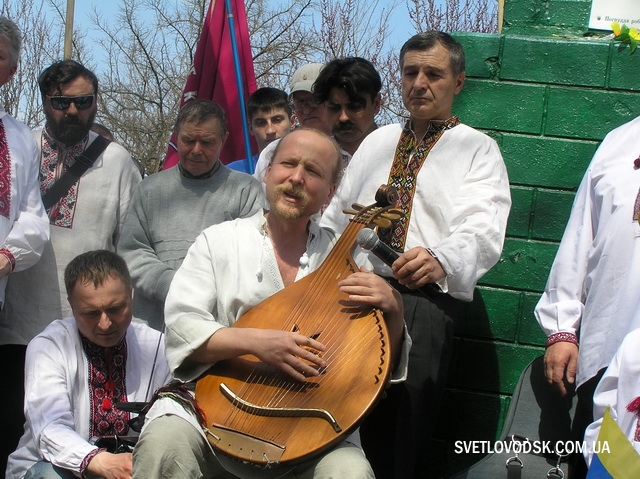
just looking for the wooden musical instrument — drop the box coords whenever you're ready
[195,185,402,474]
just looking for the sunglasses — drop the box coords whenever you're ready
[47,94,95,111]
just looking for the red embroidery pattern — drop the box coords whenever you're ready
[627,397,640,441]
[40,131,86,228]
[378,117,460,251]
[0,121,11,219]
[545,331,579,347]
[81,334,130,437]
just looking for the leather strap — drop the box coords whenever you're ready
[506,457,522,479]
[41,135,111,210]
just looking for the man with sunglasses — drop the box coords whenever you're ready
[0,60,142,463]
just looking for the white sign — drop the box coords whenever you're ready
[589,0,640,31]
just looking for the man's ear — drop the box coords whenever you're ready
[324,184,337,208]
[7,65,17,83]
[373,93,382,114]
[454,72,465,95]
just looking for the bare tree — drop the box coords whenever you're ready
[86,0,206,174]
[407,0,499,34]
[0,0,88,127]
[247,0,316,89]
[3,0,498,175]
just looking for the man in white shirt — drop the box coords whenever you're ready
[536,115,640,478]
[6,250,171,479]
[132,128,410,479]
[320,31,511,478]
[0,16,50,469]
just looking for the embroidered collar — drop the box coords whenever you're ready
[403,116,460,142]
[80,331,130,437]
[80,330,127,356]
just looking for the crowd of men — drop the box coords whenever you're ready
[2,10,639,479]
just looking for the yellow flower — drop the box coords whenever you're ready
[613,21,622,36]
[630,28,640,41]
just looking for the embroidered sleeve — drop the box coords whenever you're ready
[545,331,579,348]
[0,248,15,272]
[80,447,105,478]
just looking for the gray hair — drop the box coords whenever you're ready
[400,31,465,76]
[0,16,21,68]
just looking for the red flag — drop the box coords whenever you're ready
[163,0,257,169]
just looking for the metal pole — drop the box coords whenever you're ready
[224,0,255,172]
[498,0,504,34]
[64,0,76,59]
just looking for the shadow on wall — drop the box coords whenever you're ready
[428,289,502,478]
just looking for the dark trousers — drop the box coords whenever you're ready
[568,368,606,479]
[0,344,27,473]
[360,288,459,479]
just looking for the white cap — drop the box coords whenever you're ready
[289,63,324,95]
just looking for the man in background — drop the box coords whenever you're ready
[312,56,381,157]
[118,100,264,330]
[253,63,332,180]
[1,59,141,468]
[227,87,294,173]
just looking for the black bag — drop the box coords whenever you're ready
[41,135,110,210]
[450,356,577,479]
[92,435,137,454]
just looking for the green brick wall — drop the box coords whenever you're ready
[429,1,640,476]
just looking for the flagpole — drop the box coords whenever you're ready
[64,0,75,59]
[224,0,254,172]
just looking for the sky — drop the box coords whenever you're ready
[70,0,414,57]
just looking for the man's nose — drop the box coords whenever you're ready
[414,71,429,90]
[98,312,112,330]
[66,102,79,115]
[191,141,203,154]
[265,122,276,134]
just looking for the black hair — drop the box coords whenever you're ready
[38,59,99,97]
[312,57,382,104]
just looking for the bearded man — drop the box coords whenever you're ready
[0,60,141,466]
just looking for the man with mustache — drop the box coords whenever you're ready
[321,32,511,478]
[132,128,410,478]
[0,60,141,463]
[312,57,381,158]
[252,60,380,185]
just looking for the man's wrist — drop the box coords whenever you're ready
[80,447,105,478]
[546,331,578,348]
[0,248,15,274]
